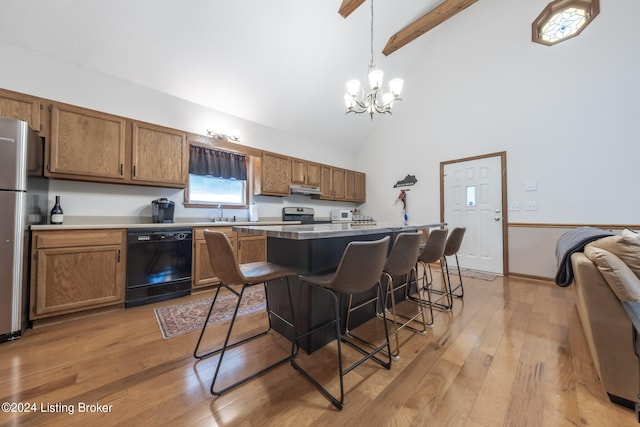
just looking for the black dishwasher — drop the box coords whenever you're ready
[126,228,192,307]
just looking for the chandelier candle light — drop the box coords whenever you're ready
[344,0,403,119]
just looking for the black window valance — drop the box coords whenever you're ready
[189,145,247,180]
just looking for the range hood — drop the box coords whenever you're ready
[290,184,322,195]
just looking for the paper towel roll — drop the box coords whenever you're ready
[249,204,259,222]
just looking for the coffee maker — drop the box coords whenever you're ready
[151,198,175,223]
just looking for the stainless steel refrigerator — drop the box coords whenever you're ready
[0,117,48,343]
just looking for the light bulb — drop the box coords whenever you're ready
[389,78,404,97]
[346,80,361,96]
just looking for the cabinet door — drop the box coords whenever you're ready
[317,164,333,200]
[306,162,321,186]
[131,122,187,188]
[192,228,236,289]
[291,159,306,184]
[238,236,266,264]
[332,168,346,200]
[32,245,124,318]
[0,89,41,132]
[345,170,356,201]
[354,171,366,202]
[254,153,291,196]
[49,104,126,180]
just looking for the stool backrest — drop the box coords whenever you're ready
[384,232,422,276]
[418,228,449,264]
[204,230,245,286]
[329,236,390,295]
[444,227,466,256]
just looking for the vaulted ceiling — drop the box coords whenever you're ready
[0,0,477,151]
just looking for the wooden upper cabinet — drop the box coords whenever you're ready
[131,122,187,188]
[253,152,291,196]
[332,168,346,200]
[0,89,41,133]
[316,164,333,200]
[291,159,321,186]
[345,170,355,201]
[49,104,126,180]
[354,171,366,202]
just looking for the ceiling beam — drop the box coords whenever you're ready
[382,0,478,56]
[338,0,366,18]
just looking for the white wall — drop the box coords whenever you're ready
[0,41,358,220]
[357,0,640,227]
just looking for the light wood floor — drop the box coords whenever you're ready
[0,274,636,426]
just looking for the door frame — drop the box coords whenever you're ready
[439,151,509,276]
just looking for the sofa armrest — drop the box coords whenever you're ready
[585,245,640,302]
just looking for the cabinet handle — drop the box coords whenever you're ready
[119,164,123,176]
[133,165,136,177]
[117,249,121,263]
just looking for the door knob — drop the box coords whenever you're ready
[494,217,501,222]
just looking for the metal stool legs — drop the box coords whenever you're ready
[421,257,454,311]
[291,280,392,410]
[193,277,296,396]
[380,267,429,359]
[444,253,464,298]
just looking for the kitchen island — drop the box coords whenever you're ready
[233,222,446,352]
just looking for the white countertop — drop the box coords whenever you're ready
[30,216,298,231]
[233,222,446,240]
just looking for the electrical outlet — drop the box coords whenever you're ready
[509,202,521,211]
[525,181,537,191]
[526,201,538,211]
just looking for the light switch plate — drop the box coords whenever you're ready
[525,181,537,191]
[509,202,521,211]
[526,201,538,211]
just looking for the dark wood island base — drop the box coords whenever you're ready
[234,222,445,353]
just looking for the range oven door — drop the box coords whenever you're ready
[126,229,192,307]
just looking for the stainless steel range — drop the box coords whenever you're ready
[282,207,331,224]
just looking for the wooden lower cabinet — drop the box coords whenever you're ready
[192,227,266,289]
[237,233,267,264]
[30,229,126,319]
[192,227,235,289]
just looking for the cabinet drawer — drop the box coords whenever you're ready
[35,229,125,249]
[194,227,234,240]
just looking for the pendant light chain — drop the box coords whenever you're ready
[369,0,375,70]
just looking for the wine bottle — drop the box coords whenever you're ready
[50,195,64,225]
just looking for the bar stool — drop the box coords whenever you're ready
[345,232,426,360]
[193,230,297,396]
[443,227,466,298]
[291,236,391,410]
[409,228,451,311]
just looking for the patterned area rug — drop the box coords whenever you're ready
[154,286,266,339]
[445,268,498,281]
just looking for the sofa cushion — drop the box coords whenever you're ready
[586,229,640,280]
[584,246,640,302]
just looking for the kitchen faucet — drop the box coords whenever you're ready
[217,204,223,221]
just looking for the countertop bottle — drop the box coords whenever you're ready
[50,195,64,225]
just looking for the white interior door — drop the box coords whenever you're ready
[443,155,504,274]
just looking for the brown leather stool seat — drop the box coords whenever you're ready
[409,228,451,311]
[442,227,467,298]
[193,230,297,396]
[345,232,427,360]
[291,236,391,410]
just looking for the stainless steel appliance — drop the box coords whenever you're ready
[151,198,175,223]
[282,207,331,224]
[125,228,192,307]
[0,118,48,343]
